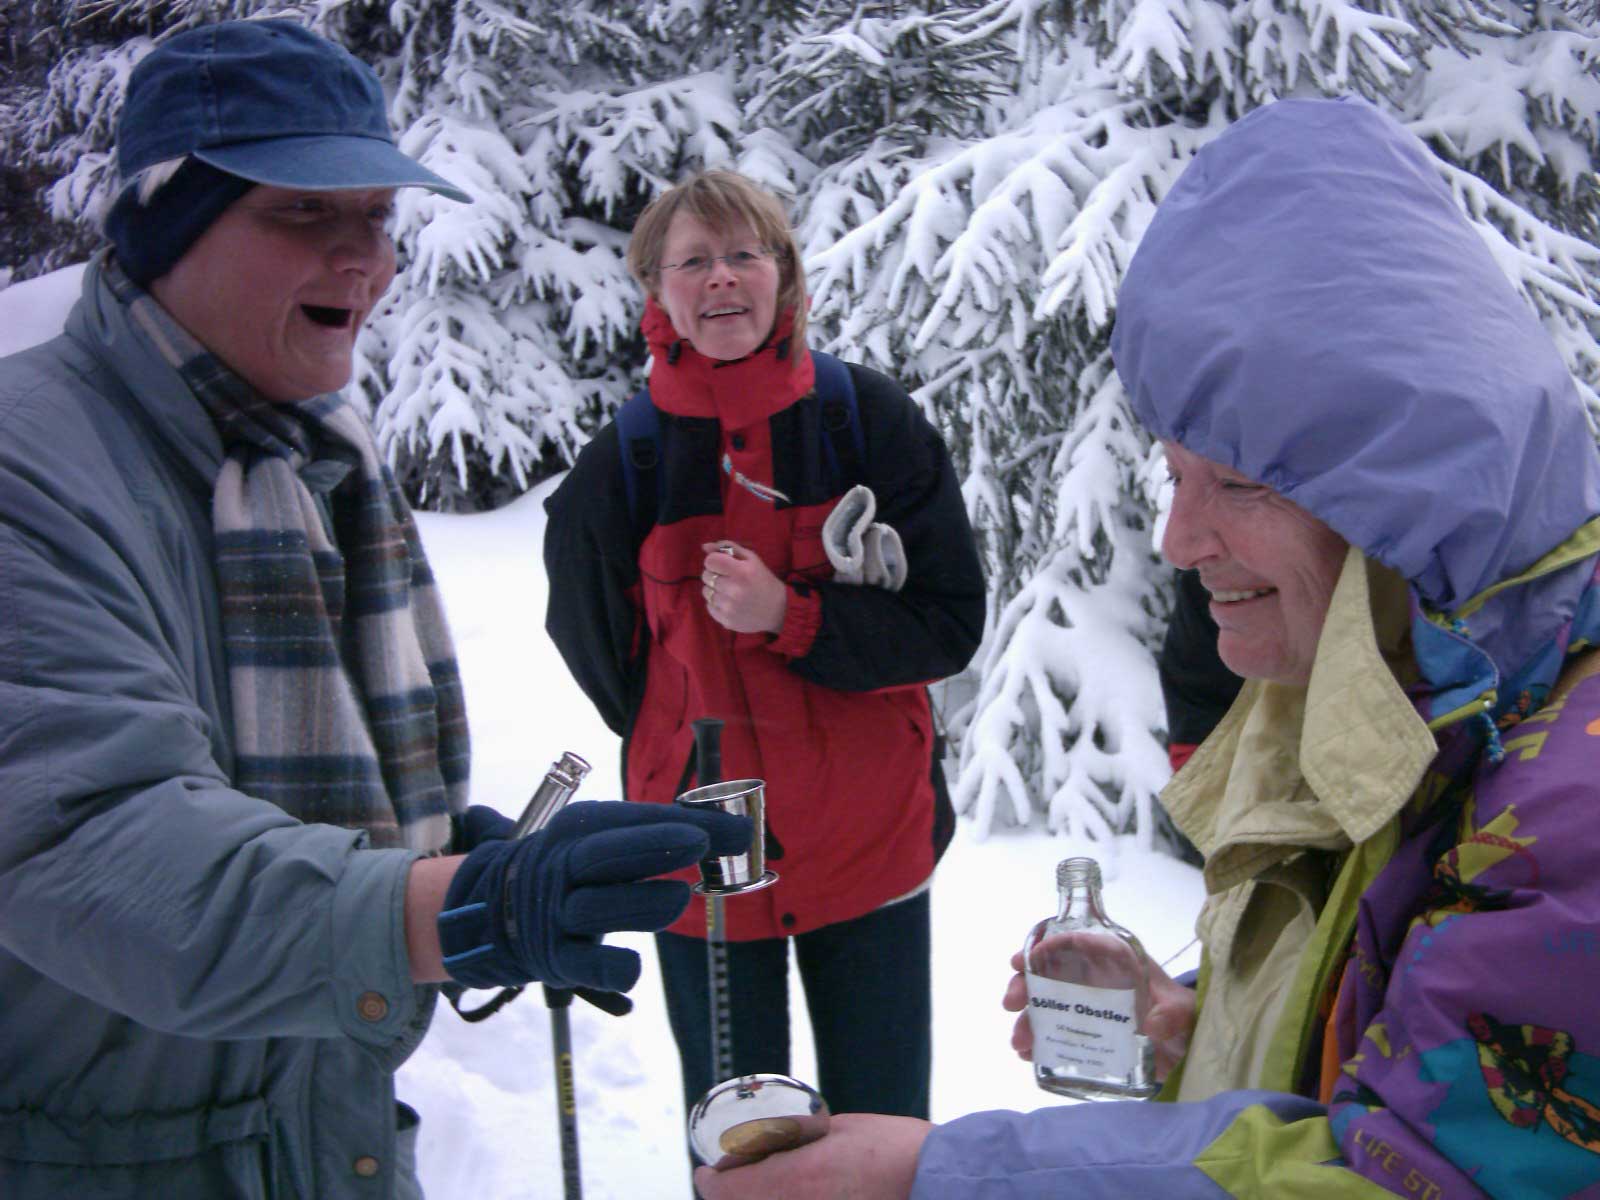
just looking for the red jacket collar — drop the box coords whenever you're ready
[640,297,815,423]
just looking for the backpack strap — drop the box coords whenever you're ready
[617,352,864,536]
[812,352,865,489]
[615,387,662,536]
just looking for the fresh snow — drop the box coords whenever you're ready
[0,262,85,353]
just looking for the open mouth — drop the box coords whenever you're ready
[1210,587,1275,604]
[302,305,353,328]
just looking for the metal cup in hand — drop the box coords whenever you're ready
[688,1073,831,1171]
[674,778,777,895]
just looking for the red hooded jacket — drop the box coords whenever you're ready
[545,302,985,939]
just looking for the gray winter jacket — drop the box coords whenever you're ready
[0,256,434,1198]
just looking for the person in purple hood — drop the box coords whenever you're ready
[695,97,1600,1200]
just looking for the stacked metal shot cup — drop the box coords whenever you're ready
[674,778,778,895]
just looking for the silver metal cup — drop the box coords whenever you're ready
[688,1073,831,1171]
[674,778,778,896]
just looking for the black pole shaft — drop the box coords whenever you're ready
[545,985,582,1199]
[708,895,732,1083]
[521,753,590,1200]
[691,718,733,1084]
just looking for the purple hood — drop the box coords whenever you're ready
[1112,98,1600,619]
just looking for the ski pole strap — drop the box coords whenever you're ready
[443,982,632,1023]
[444,981,525,1023]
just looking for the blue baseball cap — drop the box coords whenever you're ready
[115,19,469,203]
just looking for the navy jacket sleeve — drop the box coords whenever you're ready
[787,364,986,692]
[543,422,643,736]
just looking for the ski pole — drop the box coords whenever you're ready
[518,752,592,1200]
[449,750,593,1024]
[691,718,734,1084]
[444,752,604,1199]
[544,984,582,1199]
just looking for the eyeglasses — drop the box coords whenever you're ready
[657,247,776,276]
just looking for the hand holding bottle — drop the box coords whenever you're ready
[1006,858,1196,1098]
[1002,943,1196,1082]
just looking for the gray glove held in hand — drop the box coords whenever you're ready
[860,522,907,592]
[823,484,907,591]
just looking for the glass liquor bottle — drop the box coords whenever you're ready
[1021,857,1157,1101]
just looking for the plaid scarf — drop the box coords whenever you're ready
[108,259,469,851]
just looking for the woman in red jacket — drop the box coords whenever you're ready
[544,170,985,1145]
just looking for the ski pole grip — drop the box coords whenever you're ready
[692,718,724,788]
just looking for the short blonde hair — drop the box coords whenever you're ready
[626,170,808,355]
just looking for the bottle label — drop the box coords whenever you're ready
[1024,973,1137,1077]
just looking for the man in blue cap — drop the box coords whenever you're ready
[0,19,747,1198]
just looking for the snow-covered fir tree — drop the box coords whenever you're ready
[0,1,156,276]
[4,0,1597,848]
[351,0,712,507]
[792,0,1600,844]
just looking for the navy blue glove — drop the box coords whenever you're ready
[438,800,750,993]
[446,803,635,1018]
[451,804,516,852]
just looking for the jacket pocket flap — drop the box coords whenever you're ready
[0,1096,269,1165]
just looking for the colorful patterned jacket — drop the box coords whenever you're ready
[913,98,1600,1200]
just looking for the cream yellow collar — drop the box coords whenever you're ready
[1162,546,1438,893]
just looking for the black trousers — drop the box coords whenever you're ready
[655,889,933,1131]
